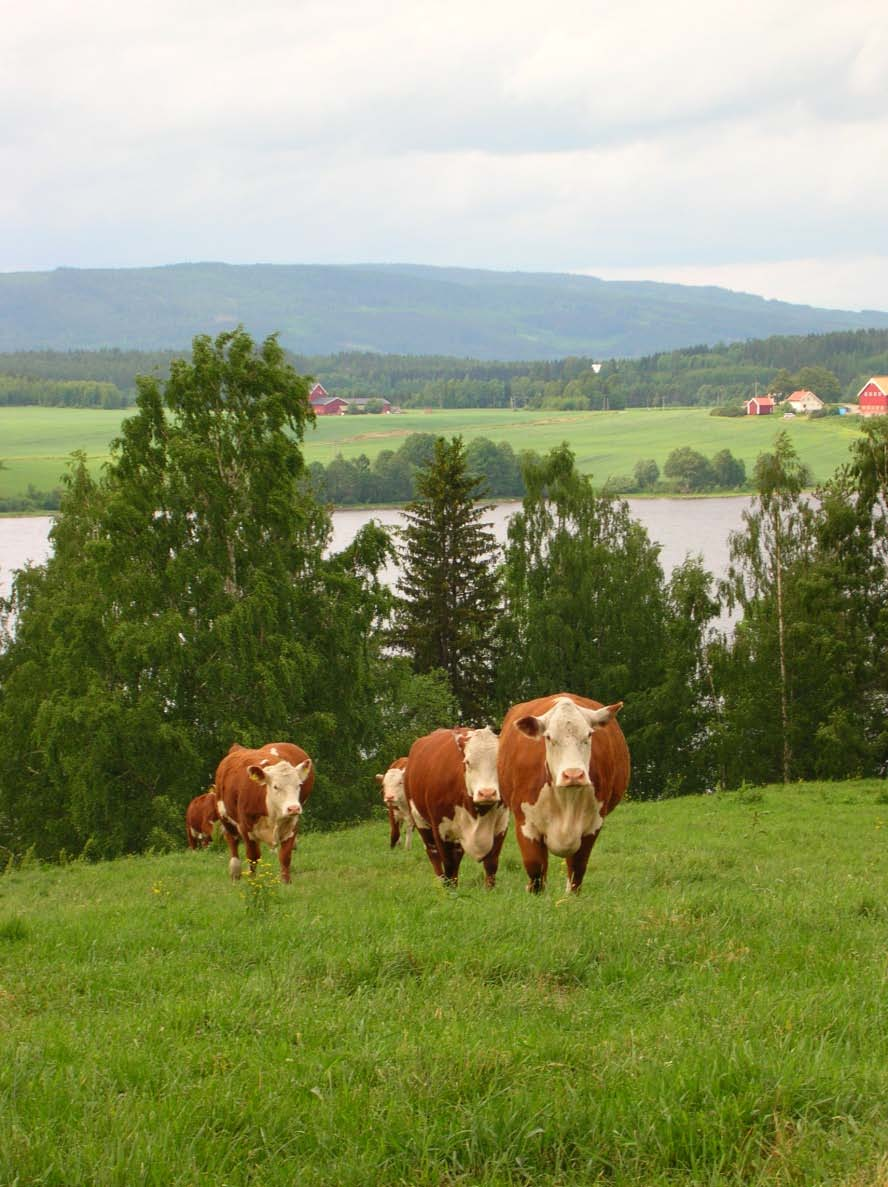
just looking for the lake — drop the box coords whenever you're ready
[1,499,752,604]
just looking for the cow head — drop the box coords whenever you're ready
[376,765,408,813]
[454,727,501,806]
[514,698,622,789]
[248,759,312,818]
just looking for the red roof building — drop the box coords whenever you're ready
[744,395,776,415]
[856,377,888,417]
[784,389,825,413]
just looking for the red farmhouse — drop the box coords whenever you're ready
[744,395,776,416]
[856,377,888,417]
[308,383,348,416]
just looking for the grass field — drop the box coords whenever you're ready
[2,780,887,1186]
[0,405,867,501]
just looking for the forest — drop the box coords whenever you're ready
[1,328,886,863]
[1,325,887,411]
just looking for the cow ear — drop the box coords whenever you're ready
[247,764,267,783]
[514,715,544,738]
[453,732,468,754]
[295,759,312,782]
[583,701,623,728]
[375,773,384,784]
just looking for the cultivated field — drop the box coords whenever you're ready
[2,780,886,1186]
[0,406,867,501]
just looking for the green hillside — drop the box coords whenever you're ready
[2,780,886,1186]
[1,261,887,359]
[0,405,865,505]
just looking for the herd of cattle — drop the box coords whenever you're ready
[185,692,630,894]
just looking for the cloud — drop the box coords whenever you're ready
[1,0,887,310]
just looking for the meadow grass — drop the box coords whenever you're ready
[1,780,887,1185]
[0,405,866,501]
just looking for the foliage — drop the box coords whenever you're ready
[391,437,503,722]
[497,445,719,797]
[2,323,886,415]
[712,428,888,785]
[0,328,394,859]
[308,433,526,506]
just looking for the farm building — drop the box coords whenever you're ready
[744,395,776,416]
[308,383,348,416]
[856,377,888,417]
[783,389,825,413]
[308,382,394,415]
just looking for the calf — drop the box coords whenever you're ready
[404,727,508,888]
[376,757,413,849]
[185,789,218,850]
[498,693,628,894]
[214,742,315,883]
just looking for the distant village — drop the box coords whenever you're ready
[310,378,888,419]
[744,376,888,417]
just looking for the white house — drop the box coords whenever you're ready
[783,389,825,413]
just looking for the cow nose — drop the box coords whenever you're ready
[287,803,302,815]
[475,787,499,802]
[559,768,587,787]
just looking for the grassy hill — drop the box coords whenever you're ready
[2,262,888,360]
[0,405,868,505]
[2,779,886,1185]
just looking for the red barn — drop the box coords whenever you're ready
[309,384,348,416]
[856,377,888,417]
[744,395,776,415]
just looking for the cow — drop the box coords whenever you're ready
[498,693,628,894]
[403,727,508,888]
[375,757,413,849]
[214,742,315,883]
[185,789,218,850]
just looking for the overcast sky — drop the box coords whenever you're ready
[3,0,886,310]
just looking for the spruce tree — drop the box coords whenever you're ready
[392,436,502,723]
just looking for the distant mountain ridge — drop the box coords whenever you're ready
[1,261,887,360]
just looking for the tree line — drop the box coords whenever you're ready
[1,329,885,863]
[307,438,749,504]
[1,325,886,409]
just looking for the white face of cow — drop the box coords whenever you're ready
[515,698,621,789]
[249,759,311,819]
[456,727,500,805]
[378,766,407,813]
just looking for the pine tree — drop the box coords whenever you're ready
[392,436,502,722]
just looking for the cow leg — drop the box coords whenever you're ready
[186,825,197,851]
[222,826,242,880]
[439,840,464,888]
[416,826,445,880]
[515,832,549,893]
[404,820,414,851]
[481,829,508,890]
[565,830,600,894]
[278,833,297,884]
[244,837,262,877]
[388,807,401,849]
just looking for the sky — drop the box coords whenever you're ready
[3,0,887,311]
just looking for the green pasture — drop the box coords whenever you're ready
[0,405,867,501]
[2,780,887,1185]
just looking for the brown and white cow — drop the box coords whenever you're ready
[375,757,413,849]
[185,789,218,850]
[214,742,315,883]
[403,727,508,888]
[498,693,629,894]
